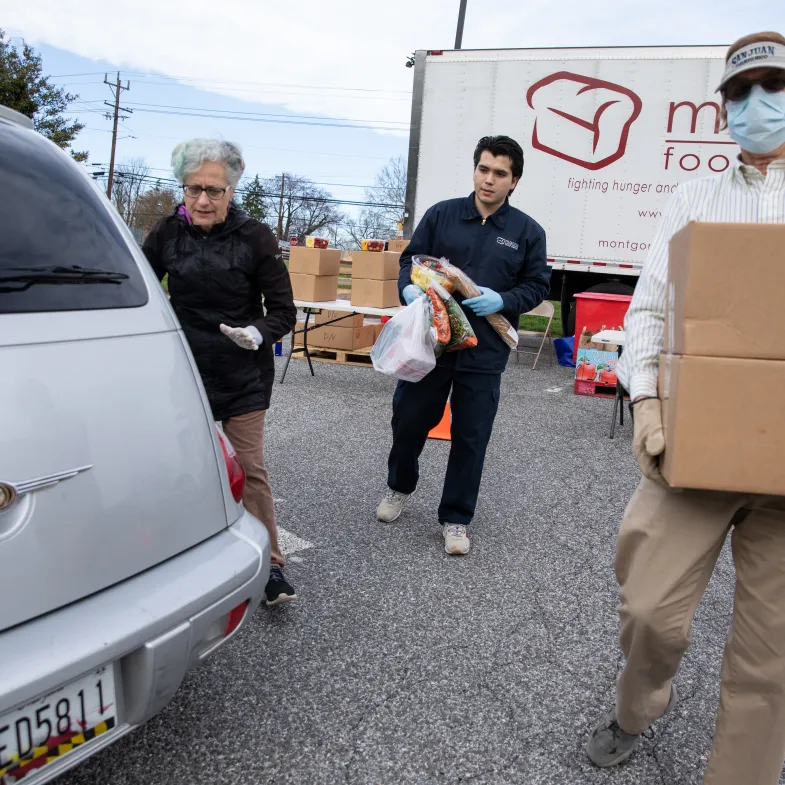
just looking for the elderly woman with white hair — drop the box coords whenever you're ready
[143,138,297,606]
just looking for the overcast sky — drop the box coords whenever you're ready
[3,0,783,203]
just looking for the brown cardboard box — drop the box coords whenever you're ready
[666,222,785,360]
[351,251,400,280]
[658,353,785,495]
[289,273,338,302]
[388,239,409,253]
[310,324,375,351]
[315,309,363,328]
[351,278,400,308]
[289,246,342,276]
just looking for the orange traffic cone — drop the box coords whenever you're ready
[428,403,452,441]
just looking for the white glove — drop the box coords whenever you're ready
[219,324,262,351]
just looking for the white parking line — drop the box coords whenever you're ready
[278,526,315,555]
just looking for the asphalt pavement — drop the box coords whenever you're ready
[57,347,759,785]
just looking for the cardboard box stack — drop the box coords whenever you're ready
[660,222,785,495]
[350,242,402,309]
[388,239,409,253]
[288,246,341,302]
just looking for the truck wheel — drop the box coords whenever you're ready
[566,282,635,338]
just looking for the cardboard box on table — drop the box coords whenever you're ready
[351,278,400,309]
[289,273,338,302]
[288,247,342,276]
[659,222,785,495]
[351,251,400,280]
[388,239,409,253]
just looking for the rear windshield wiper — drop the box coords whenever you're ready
[0,265,130,293]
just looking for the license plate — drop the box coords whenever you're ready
[0,665,117,783]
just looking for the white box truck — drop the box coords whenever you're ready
[403,45,732,335]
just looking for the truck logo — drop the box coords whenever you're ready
[526,72,643,171]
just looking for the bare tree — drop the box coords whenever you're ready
[364,155,407,237]
[134,187,178,234]
[342,208,395,250]
[262,173,343,243]
[112,157,150,227]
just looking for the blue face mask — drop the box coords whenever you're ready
[726,84,785,154]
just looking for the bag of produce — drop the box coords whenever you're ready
[426,284,451,348]
[371,297,436,382]
[430,281,477,352]
[410,255,518,349]
[411,255,457,294]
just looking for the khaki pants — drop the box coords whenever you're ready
[615,477,785,785]
[222,410,285,567]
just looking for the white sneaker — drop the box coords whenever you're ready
[376,489,412,523]
[443,524,470,555]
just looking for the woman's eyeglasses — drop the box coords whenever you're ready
[723,73,785,102]
[182,185,228,200]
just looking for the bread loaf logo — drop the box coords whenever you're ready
[526,72,643,170]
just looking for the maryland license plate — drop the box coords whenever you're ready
[0,665,117,783]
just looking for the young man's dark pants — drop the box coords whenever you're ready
[387,366,501,524]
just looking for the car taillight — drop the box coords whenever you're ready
[225,600,249,637]
[216,426,246,502]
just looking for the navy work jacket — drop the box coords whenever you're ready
[399,193,551,373]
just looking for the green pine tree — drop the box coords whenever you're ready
[0,28,87,161]
[241,174,266,220]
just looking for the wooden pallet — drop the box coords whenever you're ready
[291,345,373,368]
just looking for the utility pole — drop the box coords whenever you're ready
[276,173,286,240]
[455,0,468,49]
[103,72,132,200]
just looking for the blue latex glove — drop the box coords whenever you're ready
[402,284,427,305]
[462,287,504,316]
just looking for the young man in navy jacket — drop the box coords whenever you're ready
[376,135,551,555]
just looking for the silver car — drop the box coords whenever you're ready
[0,106,271,784]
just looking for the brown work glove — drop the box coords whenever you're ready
[632,398,668,487]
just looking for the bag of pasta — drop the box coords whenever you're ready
[437,261,519,349]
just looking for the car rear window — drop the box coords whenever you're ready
[0,123,148,314]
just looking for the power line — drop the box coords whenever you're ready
[124,105,408,132]
[140,165,387,189]
[121,101,409,126]
[72,123,392,159]
[93,170,403,209]
[81,71,412,94]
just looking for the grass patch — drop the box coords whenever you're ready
[518,300,564,338]
[519,301,562,337]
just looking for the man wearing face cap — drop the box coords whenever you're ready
[584,32,785,784]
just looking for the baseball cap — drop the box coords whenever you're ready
[716,40,785,92]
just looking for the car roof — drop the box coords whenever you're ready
[0,105,34,129]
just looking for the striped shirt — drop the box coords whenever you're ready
[617,159,785,400]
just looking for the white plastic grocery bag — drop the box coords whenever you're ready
[371,298,436,382]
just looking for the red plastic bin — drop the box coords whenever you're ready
[573,292,632,398]
[572,292,632,362]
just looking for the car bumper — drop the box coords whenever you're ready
[0,510,269,783]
